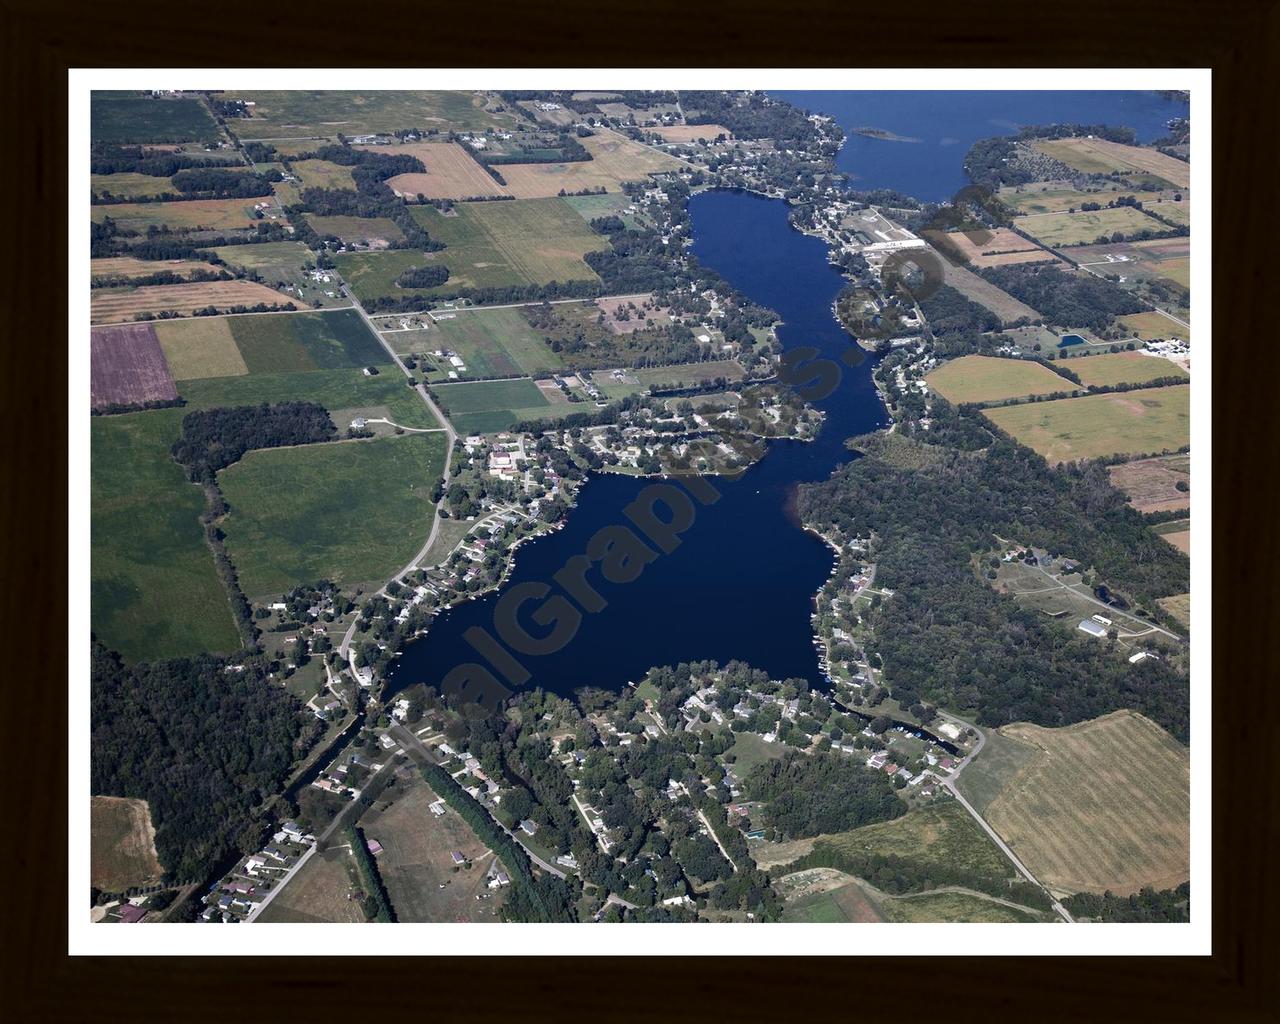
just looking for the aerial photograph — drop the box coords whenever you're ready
[85,82,1196,933]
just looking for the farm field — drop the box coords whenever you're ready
[256,847,366,923]
[939,228,1056,268]
[778,870,886,923]
[366,141,512,200]
[1057,351,1189,387]
[1033,137,1190,189]
[1146,198,1191,226]
[562,191,647,230]
[220,90,515,139]
[414,307,562,377]
[1158,525,1191,554]
[91,256,224,282]
[978,711,1190,896]
[925,354,1072,405]
[955,728,1040,816]
[226,308,386,373]
[938,259,1041,324]
[90,323,178,408]
[153,318,248,380]
[1014,206,1166,248]
[1158,593,1191,629]
[91,280,290,324]
[91,172,179,200]
[497,133,685,198]
[997,182,1166,215]
[90,198,266,232]
[91,796,164,892]
[982,385,1190,463]
[334,250,452,305]
[413,198,605,290]
[306,215,405,246]
[632,360,745,391]
[91,93,219,144]
[431,377,558,435]
[218,432,447,599]
[289,158,357,191]
[355,776,504,923]
[178,364,438,430]
[91,408,240,662]
[1118,311,1190,342]
[652,123,733,143]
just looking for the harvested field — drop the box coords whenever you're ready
[982,385,1190,463]
[256,847,366,923]
[938,259,1041,324]
[307,215,405,246]
[939,228,1055,268]
[926,354,1071,405]
[154,317,248,380]
[90,323,178,409]
[1058,351,1189,387]
[89,198,265,232]
[498,133,685,198]
[652,124,732,143]
[1161,529,1191,554]
[90,256,224,281]
[1107,454,1190,514]
[981,711,1190,896]
[1014,207,1166,248]
[91,796,164,892]
[1034,137,1191,189]
[355,776,504,922]
[91,280,291,324]
[364,142,512,200]
[1158,593,1190,629]
[1117,311,1190,342]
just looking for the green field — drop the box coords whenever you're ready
[925,355,1073,405]
[218,433,447,599]
[725,732,784,775]
[983,385,1190,463]
[955,729,1039,815]
[92,408,240,662]
[179,364,437,430]
[879,890,1045,923]
[225,309,386,373]
[780,877,885,923]
[290,159,357,191]
[821,801,1014,880]
[1057,352,1189,388]
[219,90,515,140]
[431,377,558,434]
[91,173,178,200]
[307,215,405,246]
[91,94,220,144]
[1014,207,1166,248]
[333,250,450,306]
[1117,311,1190,343]
[154,318,248,380]
[561,192,646,229]
[997,184,1152,216]
[411,307,563,377]
[208,242,341,306]
[90,198,263,232]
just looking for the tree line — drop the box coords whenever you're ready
[171,401,336,482]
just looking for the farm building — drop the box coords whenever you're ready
[1078,619,1109,638]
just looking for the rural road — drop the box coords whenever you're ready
[1025,563,1182,642]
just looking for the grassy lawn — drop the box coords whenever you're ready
[307,215,405,246]
[982,385,1190,463]
[89,198,263,232]
[417,307,563,378]
[256,846,366,923]
[290,159,357,191]
[1117,311,1190,342]
[955,729,1039,816]
[925,355,1072,405]
[178,364,438,429]
[562,191,647,229]
[91,93,219,144]
[217,433,447,600]
[91,407,240,662]
[879,889,1046,923]
[91,173,179,200]
[1158,593,1190,629]
[1057,352,1188,388]
[724,732,785,775]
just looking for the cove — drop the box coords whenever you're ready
[386,189,882,701]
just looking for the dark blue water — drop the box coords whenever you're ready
[387,190,880,699]
[387,90,1185,702]
[776,90,1189,202]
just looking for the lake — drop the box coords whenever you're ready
[385,89,1188,702]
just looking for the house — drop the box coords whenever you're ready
[555,853,578,869]
[450,851,467,865]
[117,904,147,924]
[1129,650,1158,664]
[519,819,539,836]
[225,879,255,895]
[429,800,446,817]
[866,751,889,770]
[350,416,368,429]
[937,721,962,741]
[366,839,384,856]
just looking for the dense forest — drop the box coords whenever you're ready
[171,401,336,482]
[979,264,1145,332]
[90,642,312,883]
[796,437,1190,739]
[744,749,905,839]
